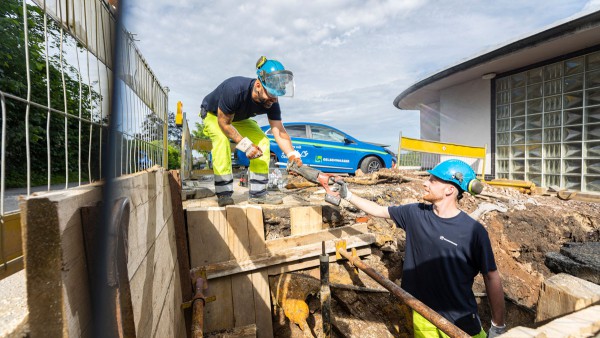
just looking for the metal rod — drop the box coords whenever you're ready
[336,248,470,338]
[192,277,206,338]
[320,241,331,338]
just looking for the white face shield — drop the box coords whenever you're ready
[263,70,295,98]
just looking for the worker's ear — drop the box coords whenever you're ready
[445,185,455,197]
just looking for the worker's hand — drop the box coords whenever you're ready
[487,321,506,338]
[287,150,303,166]
[246,144,263,159]
[286,150,302,174]
[236,137,263,159]
[333,180,353,201]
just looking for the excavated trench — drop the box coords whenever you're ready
[258,171,600,337]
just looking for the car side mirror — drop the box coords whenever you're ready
[344,138,354,144]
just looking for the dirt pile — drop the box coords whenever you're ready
[270,168,600,337]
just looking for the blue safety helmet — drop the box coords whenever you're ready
[256,56,295,97]
[427,159,483,195]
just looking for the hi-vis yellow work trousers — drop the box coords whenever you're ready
[203,113,271,197]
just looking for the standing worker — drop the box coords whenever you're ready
[335,159,506,337]
[200,56,303,207]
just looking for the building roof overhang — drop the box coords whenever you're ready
[394,10,600,110]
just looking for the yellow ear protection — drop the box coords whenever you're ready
[256,56,268,81]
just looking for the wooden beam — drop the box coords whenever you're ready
[267,247,372,276]
[266,223,368,253]
[290,206,323,235]
[191,233,375,280]
[168,170,192,337]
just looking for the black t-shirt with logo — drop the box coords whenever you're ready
[388,203,497,335]
[201,76,281,122]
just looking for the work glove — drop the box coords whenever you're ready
[286,150,303,174]
[236,137,263,159]
[332,180,353,201]
[487,321,506,338]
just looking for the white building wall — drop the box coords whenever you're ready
[420,102,441,142]
[439,78,493,175]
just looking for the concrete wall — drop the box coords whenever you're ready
[21,168,186,337]
[438,78,493,175]
[420,102,441,142]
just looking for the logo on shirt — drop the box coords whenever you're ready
[439,236,457,246]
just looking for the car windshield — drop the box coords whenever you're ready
[310,126,346,142]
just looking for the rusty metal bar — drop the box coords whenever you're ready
[336,248,470,338]
[192,277,206,338]
[320,241,331,338]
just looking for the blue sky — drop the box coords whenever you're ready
[123,0,600,151]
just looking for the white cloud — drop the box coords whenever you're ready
[123,0,595,151]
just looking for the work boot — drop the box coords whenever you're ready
[248,193,283,205]
[217,195,235,207]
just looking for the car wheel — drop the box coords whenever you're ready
[360,156,382,173]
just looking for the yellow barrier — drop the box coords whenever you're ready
[397,134,487,179]
[1,212,23,280]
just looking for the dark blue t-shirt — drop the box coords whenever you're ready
[388,203,497,335]
[201,76,282,122]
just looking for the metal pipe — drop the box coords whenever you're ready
[192,277,206,338]
[320,241,331,338]
[336,249,470,338]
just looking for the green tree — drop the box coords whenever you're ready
[0,0,102,187]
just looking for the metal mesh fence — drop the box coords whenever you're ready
[0,0,168,276]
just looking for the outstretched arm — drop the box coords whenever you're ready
[337,181,390,218]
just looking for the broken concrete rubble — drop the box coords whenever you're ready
[545,242,600,284]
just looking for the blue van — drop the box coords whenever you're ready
[236,122,396,174]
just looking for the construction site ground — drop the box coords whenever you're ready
[183,168,600,337]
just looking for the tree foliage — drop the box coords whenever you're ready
[0,0,102,187]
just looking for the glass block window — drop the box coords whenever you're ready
[495,50,600,192]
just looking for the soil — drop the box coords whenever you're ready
[266,168,600,337]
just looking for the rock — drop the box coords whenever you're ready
[545,242,600,284]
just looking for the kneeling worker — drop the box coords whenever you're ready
[200,56,303,207]
[335,159,506,337]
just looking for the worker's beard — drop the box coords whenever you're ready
[254,87,275,108]
[422,190,443,204]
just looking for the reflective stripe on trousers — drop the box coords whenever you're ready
[214,173,234,196]
[203,113,271,196]
[249,172,268,198]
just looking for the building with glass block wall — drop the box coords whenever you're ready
[394,10,600,192]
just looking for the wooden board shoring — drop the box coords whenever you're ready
[290,206,323,235]
[187,207,234,333]
[267,247,372,276]
[168,170,192,337]
[227,206,256,328]
[192,233,376,280]
[266,223,369,253]
[246,206,273,338]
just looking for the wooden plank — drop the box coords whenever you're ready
[168,170,192,335]
[187,207,229,266]
[204,278,234,332]
[187,207,234,333]
[246,206,273,338]
[535,273,600,323]
[192,233,376,280]
[228,206,256,328]
[206,324,258,338]
[22,186,101,337]
[537,305,600,337]
[266,223,369,253]
[290,206,322,235]
[267,247,372,276]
